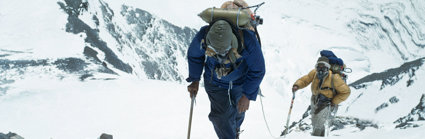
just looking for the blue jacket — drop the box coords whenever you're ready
[186,26,265,100]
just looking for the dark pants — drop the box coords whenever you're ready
[204,80,245,139]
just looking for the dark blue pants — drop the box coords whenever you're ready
[204,80,245,139]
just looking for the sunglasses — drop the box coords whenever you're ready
[316,65,328,71]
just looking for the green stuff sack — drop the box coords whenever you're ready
[198,8,252,27]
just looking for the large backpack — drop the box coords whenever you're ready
[198,3,264,79]
[198,6,263,67]
[201,19,245,69]
[202,20,246,80]
[198,3,264,49]
[320,50,351,83]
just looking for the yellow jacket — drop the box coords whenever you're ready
[293,69,350,104]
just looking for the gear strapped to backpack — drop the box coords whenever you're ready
[198,2,264,79]
[319,50,352,96]
[201,19,245,79]
[320,50,352,83]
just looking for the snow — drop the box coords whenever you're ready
[1,76,424,139]
[0,77,209,138]
[0,0,85,60]
[340,65,425,124]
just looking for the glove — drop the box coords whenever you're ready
[292,85,299,93]
[187,81,199,98]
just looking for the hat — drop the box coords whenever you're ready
[316,56,331,69]
[206,20,237,55]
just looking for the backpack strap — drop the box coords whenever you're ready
[227,29,245,70]
[319,73,337,98]
[200,28,209,50]
[331,73,337,98]
[237,30,245,53]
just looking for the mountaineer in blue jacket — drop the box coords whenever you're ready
[186,19,265,139]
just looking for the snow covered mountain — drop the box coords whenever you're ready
[57,0,197,81]
[1,0,425,138]
[1,0,198,98]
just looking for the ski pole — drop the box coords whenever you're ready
[281,93,296,138]
[187,96,196,139]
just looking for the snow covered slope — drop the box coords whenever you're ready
[259,0,425,136]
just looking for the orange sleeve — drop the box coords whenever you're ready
[332,75,351,104]
[294,69,315,89]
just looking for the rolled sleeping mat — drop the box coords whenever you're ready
[198,7,252,26]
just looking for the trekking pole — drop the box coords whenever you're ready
[187,96,196,139]
[281,93,296,138]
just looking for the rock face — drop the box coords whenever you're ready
[282,106,379,135]
[99,133,113,139]
[1,0,198,96]
[375,96,400,113]
[350,57,425,90]
[57,0,133,74]
[57,0,197,81]
[394,94,425,129]
[0,132,24,139]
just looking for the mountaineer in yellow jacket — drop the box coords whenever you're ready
[292,56,350,136]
